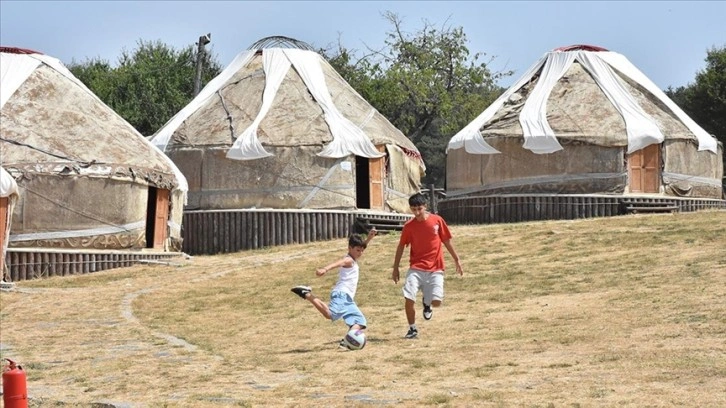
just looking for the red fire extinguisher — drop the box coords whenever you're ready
[2,358,28,408]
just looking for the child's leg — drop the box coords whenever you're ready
[403,270,423,324]
[404,297,416,324]
[307,295,332,320]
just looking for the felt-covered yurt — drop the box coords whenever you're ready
[446,45,722,199]
[0,46,187,252]
[1,166,19,278]
[151,36,425,214]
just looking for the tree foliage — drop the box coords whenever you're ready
[325,12,510,186]
[69,39,222,136]
[665,45,726,176]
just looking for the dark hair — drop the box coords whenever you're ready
[408,192,428,207]
[349,234,367,248]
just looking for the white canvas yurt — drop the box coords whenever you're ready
[1,166,19,278]
[447,45,722,199]
[151,36,425,213]
[0,46,187,251]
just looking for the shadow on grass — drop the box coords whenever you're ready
[283,336,390,354]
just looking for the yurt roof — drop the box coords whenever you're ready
[0,46,187,192]
[151,36,423,165]
[248,35,317,51]
[448,44,718,155]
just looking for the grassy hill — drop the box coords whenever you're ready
[1,210,724,407]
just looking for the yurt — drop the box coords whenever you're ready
[1,166,19,279]
[151,36,425,214]
[0,46,187,253]
[446,45,722,200]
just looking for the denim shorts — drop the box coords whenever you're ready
[329,290,367,328]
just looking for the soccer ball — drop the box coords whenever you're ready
[342,328,367,350]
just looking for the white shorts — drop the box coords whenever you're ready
[403,269,444,304]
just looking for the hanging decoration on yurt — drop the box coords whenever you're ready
[151,36,425,213]
[446,44,722,199]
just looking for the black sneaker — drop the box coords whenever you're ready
[291,285,311,299]
[405,327,418,339]
[423,303,433,320]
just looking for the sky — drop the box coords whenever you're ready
[1,1,724,90]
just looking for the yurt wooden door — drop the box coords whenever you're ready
[369,147,385,210]
[355,147,385,210]
[628,143,660,193]
[146,187,170,249]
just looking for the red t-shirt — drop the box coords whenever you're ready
[399,213,452,272]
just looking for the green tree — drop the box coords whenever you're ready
[666,45,726,179]
[325,12,510,186]
[68,58,116,103]
[70,39,222,136]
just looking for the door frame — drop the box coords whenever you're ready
[628,143,660,193]
[0,197,7,274]
[355,146,386,210]
[145,187,170,250]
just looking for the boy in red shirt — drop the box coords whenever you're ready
[392,193,463,339]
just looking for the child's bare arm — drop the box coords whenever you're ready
[364,227,377,245]
[316,257,349,276]
[443,240,463,276]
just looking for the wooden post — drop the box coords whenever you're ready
[193,33,211,96]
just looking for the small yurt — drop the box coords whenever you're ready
[1,166,19,279]
[151,36,425,214]
[446,45,722,199]
[0,46,187,252]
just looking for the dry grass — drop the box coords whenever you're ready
[1,210,725,407]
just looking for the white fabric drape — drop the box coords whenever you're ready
[599,52,718,153]
[447,55,548,154]
[0,166,18,199]
[147,50,257,199]
[578,52,664,154]
[2,51,190,199]
[151,50,255,153]
[519,52,575,153]
[283,49,383,159]
[0,53,41,109]
[226,49,288,160]
[1,52,90,110]
[0,52,106,107]
[447,49,719,156]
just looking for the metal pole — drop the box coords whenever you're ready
[193,33,211,96]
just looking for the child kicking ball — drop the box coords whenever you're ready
[291,228,377,349]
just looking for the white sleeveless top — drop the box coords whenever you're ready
[332,255,359,298]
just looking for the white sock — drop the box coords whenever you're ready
[410,324,417,331]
